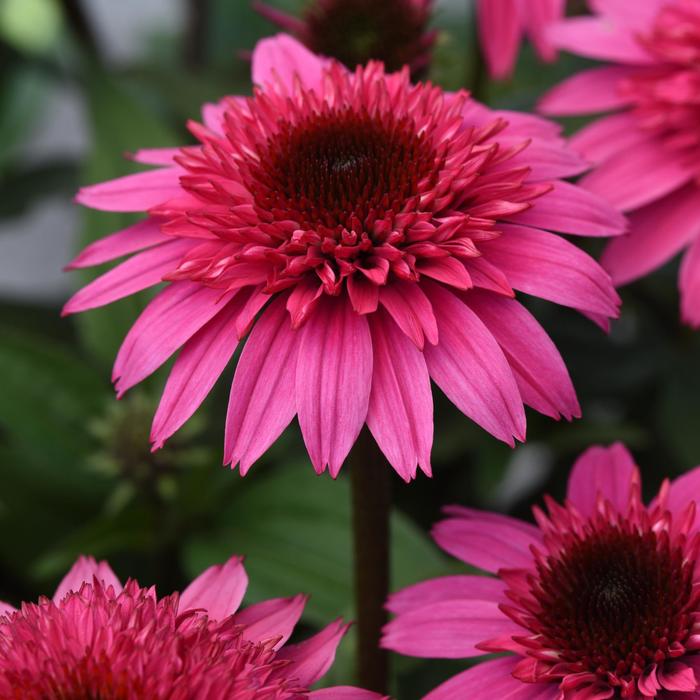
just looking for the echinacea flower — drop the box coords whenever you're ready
[63,34,624,481]
[477,0,565,79]
[383,443,700,699]
[253,0,436,78]
[540,0,700,327]
[0,554,379,699]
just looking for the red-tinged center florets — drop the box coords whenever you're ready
[161,63,547,313]
[535,524,694,679]
[303,0,432,74]
[624,1,700,178]
[252,106,437,235]
[0,581,307,700]
[497,495,700,698]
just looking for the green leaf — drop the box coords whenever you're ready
[71,71,181,366]
[0,326,105,487]
[183,462,453,627]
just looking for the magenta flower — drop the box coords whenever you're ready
[64,34,623,481]
[253,0,436,78]
[383,443,700,699]
[540,0,700,327]
[477,0,565,79]
[0,555,379,699]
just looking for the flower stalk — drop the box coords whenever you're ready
[350,429,392,694]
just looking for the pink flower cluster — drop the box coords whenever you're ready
[0,556,379,699]
[384,444,700,699]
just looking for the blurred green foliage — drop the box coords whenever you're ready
[1,1,700,697]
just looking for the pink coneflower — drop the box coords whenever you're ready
[0,555,379,699]
[477,0,566,79]
[253,0,436,78]
[383,443,700,699]
[540,0,700,327]
[63,34,624,481]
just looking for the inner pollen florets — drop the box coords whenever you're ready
[250,106,438,235]
[532,522,695,681]
[304,0,431,73]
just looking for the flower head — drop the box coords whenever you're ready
[64,35,623,481]
[254,0,436,78]
[477,0,565,79]
[540,0,700,327]
[383,443,700,699]
[0,555,378,699]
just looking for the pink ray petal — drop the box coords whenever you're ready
[129,148,182,166]
[113,281,235,396]
[252,34,328,93]
[53,556,122,603]
[602,184,700,286]
[386,575,506,615]
[507,180,627,237]
[569,112,649,165]
[538,66,641,115]
[296,297,373,477]
[179,556,248,621]
[579,139,694,213]
[275,620,348,687]
[75,168,183,212]
[151,297,247,450]
[366,311,433,482]
[476,0,521,79]
[422,657,552,700]
[546,17,657,65]
[566,442,638,517]
[379,281,438,349]
[381,599,517,658]
[62,239,193,316]
[423,283,525,446]
[225,296,301,473]
[234,595,306,649]
[482,223,620,319]
[680,235,700,329]
[66,218,170,270]
[467,290,580,420]
[432,510,540,573]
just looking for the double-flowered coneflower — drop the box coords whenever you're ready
[384,443,700,699]
[541,0,700,327]
[64,34,624,481]
[0,555,379,699]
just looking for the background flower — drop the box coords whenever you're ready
[540,0,700,327]
[253,0,437,79]
[477,0,565,79]
[63,34,623,482]
[383,443,700,699]
[0,554,379,699]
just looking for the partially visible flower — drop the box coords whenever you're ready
[540,0,700,327]
[383,443,700,699]
[0,555,379,699]
[477,0,565,79]
[253,0,436,78]
[63,35,624,482]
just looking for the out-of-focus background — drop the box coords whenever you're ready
[1,0,699,696]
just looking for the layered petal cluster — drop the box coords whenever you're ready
[64,34,624,481]
[254,0,436,78]
[383,443,700,699]
[0,555,378,699]
[540,0,700,327]
[477,0,565,79]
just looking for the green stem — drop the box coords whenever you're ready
[350,428,392,694]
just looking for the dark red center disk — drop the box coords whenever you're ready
[530,522,696,680]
